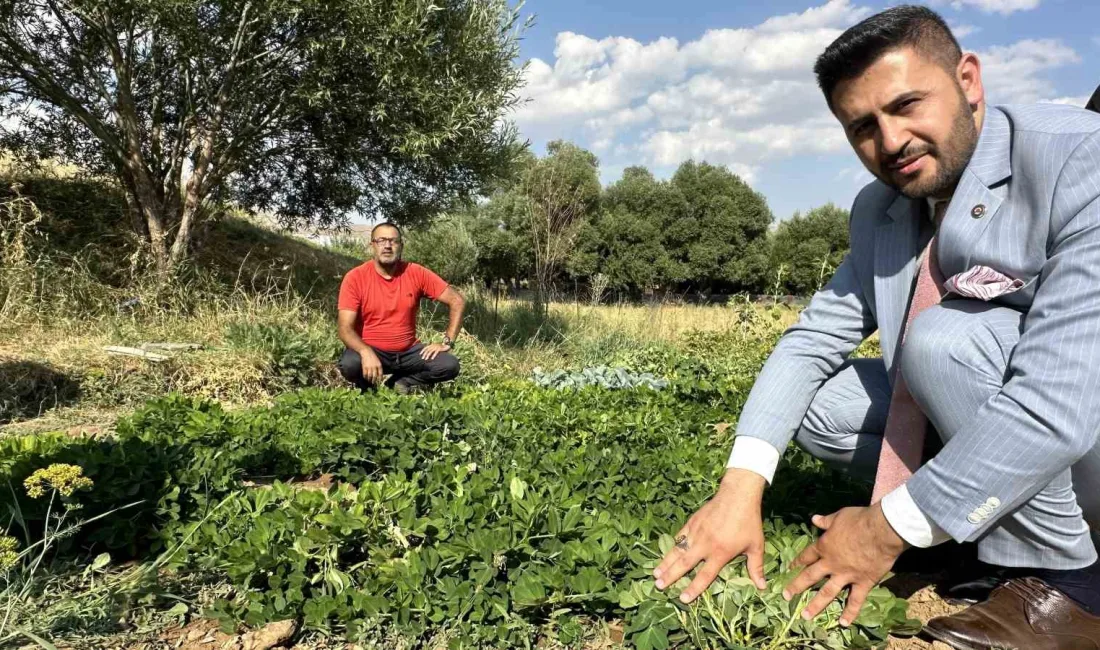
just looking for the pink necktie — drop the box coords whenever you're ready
[871,202,948,504]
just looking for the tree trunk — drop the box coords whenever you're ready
[120,166,173,280]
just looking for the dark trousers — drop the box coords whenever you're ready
[338,343,460,392]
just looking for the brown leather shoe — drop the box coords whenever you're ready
[925,576,1100,649]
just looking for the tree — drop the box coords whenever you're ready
[403,215,478,286]
[463,204,529,290]
[0,0,527,276]
[667,161,773,292]
[770,203,850,295]
[520,140,600,315]
[595,166,683,294]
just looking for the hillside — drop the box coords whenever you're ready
[0,175,362,305]
[0,175,363,432]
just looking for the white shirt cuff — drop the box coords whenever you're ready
[726,436,781,484]
[881,484,952,548]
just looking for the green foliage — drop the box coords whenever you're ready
[403,214,479,285]
[225,322,338,390]
[0,0,528,270]
[428,156,785,298]
[0,341,917,647]
[620,525,920,650]
[668,161,774,292]
[0,176,361,321]
[522,141,603,221]
[531,366,669,390]
[463,196,532,287]
[587,166,684,292]
[771,204,851,295]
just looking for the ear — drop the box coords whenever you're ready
[956,52,984,109]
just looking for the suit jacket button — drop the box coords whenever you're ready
[971,204,986,218]
[968,513,982,524]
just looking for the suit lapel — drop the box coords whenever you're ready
[936,108,1013,277]
[875,194,925,376]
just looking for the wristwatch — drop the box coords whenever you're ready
[442,334,453,347]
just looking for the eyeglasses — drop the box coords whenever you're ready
[371,237,402,245]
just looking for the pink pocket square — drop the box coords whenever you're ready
[944,265,1025,301]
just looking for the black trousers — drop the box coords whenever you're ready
[338,343,460,391]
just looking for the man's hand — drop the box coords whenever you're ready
[783,504,909,627]
[360,349,384,384]
[420,343,451,361]
[653,469,768,603]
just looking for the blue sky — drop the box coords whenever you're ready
[509,0,1100,222]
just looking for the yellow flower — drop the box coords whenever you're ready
[0,535,18,572]
[23,464,94,499]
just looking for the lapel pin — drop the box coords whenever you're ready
[971,204,986,218]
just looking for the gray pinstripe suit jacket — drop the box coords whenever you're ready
[735,104,1100,544]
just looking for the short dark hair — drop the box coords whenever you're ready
[814,5,962,112]
[370,221,402,240]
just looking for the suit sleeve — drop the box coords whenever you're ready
[733,193,879,451]
[907,131,1100,543]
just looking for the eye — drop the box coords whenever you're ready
[898,97,918,111]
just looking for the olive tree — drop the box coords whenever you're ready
[0,0,528,276]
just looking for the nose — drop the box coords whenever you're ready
[878,117,909,158]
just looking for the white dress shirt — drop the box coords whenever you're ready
[727,437,951,547]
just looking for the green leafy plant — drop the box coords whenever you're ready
[531,366,669,390]
[225,322,336,390]
[1,464,142,648]
[1,377,920,648]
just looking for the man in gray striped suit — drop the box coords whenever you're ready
[653,6,1100,648]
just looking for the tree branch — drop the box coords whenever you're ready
[0,31,125,163]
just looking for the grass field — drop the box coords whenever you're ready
[0,176,945,650]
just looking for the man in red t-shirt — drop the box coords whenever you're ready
[336,222,466,393]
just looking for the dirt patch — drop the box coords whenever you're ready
[886,577,969,650]
[158,618,235,649]
[157,618,297,650]
[242,473,345,493]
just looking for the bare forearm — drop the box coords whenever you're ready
[338,325,371,355]
[445,298,465,342]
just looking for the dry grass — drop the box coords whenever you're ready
[550,299,803,340]
[0,294,801,434]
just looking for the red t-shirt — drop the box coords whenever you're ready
[337,261,449,353]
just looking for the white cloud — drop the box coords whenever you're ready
[837,167,874,185]
[514,33,685,127]
[757,0,871,32]
[948,0,1041,15]
[1041,96,1090,108]
[977,39,1081,103]
[513,0,1079,183]
[948,22,980,39]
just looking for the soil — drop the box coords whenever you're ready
[154,619,298,650]
[885,572,969,650]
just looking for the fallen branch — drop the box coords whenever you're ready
[141,342,202,351]
[104,346,170,362]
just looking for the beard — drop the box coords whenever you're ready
[881,90,979,199]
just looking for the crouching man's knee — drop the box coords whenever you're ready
[338,349,364,382]
[900,301,1022,437]
[436,353,461,381]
